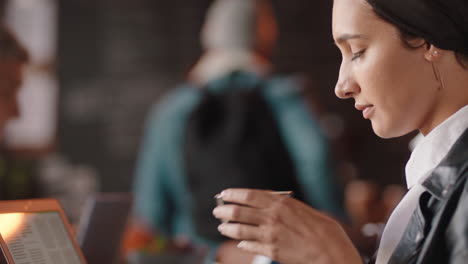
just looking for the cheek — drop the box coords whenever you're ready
[356,50,432,137]
[358,47,428,104]
[378,52,434,117]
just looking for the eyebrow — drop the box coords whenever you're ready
[334,34,365,45]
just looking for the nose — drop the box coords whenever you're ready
[335,62,360,99]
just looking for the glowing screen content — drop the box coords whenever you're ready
[0,212,81,264]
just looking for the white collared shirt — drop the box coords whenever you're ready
[376,105,468,264]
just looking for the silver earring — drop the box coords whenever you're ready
[431,62,444,91]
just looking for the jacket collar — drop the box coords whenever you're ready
[406,105,468,189]
[422,127,468,199]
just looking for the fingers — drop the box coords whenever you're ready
[218,223,262,241]
[237,240,281,262]
[216,216,286,245]
[213,204,264,225]
[218,188,279,208]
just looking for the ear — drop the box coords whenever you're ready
[424,45,442,62]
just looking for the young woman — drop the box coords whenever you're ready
[213,0,468,263]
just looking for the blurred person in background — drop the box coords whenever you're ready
[0,26,25,137]
[344,181,406,260]
[0,25,31,200]
[126,0,346,263]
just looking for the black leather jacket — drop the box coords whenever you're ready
[370,128,468,264]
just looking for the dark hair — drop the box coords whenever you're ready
[183,73,304,242]
[0,25,29,63]
[369,7,468,68]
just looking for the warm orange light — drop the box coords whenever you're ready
[0,213,25,240]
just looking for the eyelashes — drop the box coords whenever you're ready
[351,49,366,61]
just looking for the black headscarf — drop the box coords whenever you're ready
[366,0,468,56]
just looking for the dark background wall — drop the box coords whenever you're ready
[58,0,413,192]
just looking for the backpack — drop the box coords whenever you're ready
[183,71,304,242]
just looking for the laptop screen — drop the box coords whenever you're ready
[0,211,82,264]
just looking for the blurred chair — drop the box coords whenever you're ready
[76,193,133,264]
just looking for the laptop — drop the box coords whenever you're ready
[0,198,87,264]
[76,193,132,264]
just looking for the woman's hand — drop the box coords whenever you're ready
[212,189,363,264]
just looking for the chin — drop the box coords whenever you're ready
[371,121,409,139]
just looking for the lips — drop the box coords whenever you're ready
[355,104,374,119]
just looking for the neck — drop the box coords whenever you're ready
[419,61,468,135]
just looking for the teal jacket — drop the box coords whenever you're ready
[133,72,345,252]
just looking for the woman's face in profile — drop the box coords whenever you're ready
[332,0,441,138]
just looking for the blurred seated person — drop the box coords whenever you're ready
[127,0,346,262]
[0,25,30,199]
[344,180,406,261]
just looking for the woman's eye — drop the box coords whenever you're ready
[351,49,365,61]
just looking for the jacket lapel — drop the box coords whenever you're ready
[387,127,468,264]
